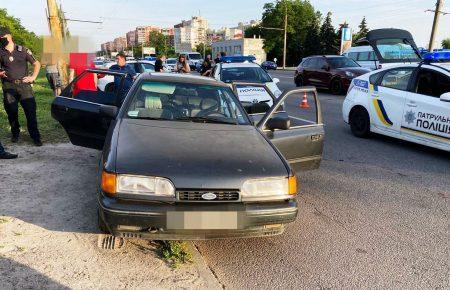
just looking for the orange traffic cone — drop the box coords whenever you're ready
[299,92,310,109]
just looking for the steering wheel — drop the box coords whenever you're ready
[197,110,227,118]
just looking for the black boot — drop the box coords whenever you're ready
[0,151,18,159]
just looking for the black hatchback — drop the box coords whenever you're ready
[51,71,325,240]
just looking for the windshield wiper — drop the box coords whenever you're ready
[175,116,238,125]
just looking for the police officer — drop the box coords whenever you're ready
[109,52,136,104]
[0,27,42,146]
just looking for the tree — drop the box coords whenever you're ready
[353,16,369,43]
[0,8,42,58]
[147,31,171,56]
[302,11,322,58]
[195,43,212,58]
[443,38,450,49]
[255,0,318,66]
[320,12,338,55]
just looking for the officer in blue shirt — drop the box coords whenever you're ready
[109,52,136,104]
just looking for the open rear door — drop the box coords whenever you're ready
[51,69,125,150]
[256,86,324,172]
[357,29,422,65]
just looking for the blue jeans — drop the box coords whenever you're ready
[0,141,5,154]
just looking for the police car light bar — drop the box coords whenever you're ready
[221,55,256,63]
[422,51,450,63]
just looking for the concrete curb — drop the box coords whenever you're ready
[189,243,223,289]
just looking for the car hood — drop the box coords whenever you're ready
[115,119,288,189]
[337,67,371,75]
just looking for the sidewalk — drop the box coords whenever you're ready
[0,144,221,289]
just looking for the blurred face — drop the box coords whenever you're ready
[0,34,11,48]
[116,56,126,66]
[180,56,186,63]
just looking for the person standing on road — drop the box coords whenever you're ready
[154,54,166,72]
[0,27,42,146]
[109,52,136,103]
[175,55,190,74]
[0,140,17,159]
[200,56,212,77]
[45,64,61,97]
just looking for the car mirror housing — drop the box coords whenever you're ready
[99,105,118,119]
[248,102,271,114]
[265,115,290,131]
[440,92,450,102]
[273,78,280,84]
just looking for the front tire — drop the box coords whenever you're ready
[350,107,371,138]
[331,79,343,95]
[295,75,304,87]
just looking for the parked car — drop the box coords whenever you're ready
[212,62,282,108]
[261,61,278,70]
[343,46,378,70]
[165,58,177,72]
[97,60,155,92]
[294,55,371,95]
[179,52,203,70]
[51,72,325,240]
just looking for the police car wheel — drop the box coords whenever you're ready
[295,75,304,87]
[331,79,343,95]
[98,209,109,234]
[350,107,370,138]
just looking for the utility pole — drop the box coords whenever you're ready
[283,2,288,69]
[47,0,69,86]
[428,0,444,51]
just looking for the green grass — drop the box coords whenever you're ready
[159,241,193,268]
[0,70,67,144]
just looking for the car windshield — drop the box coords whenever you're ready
[327,57,360,68]
[221,67,272,83]
[188,54,202,60]
[125,81,249,125]
[166,59,176,64]
[375,39,421,61]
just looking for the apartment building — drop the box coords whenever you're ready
[211,37,266,64]
[113,37,127,52]
[126,30,137,47]
[174,16,208,53]
[136,26,160,45]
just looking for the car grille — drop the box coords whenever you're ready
[178,191,240,202]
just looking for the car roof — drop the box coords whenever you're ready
[139,72,229,87]
[344,46,374,53]
[220,62,260,68]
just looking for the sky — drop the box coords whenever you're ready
[1,0,449,51]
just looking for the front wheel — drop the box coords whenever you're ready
[295,75,304,87]
[350,107,371,138]
[330,79,343,95]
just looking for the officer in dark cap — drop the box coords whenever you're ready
[0,26,42,146]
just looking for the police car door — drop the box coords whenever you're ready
[370,67,415,135]
[256,86,324,172]
[401,66,450,147]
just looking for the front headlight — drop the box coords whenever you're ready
[117,175,175,197]
[345,71,355,78]
[241,176,297,201]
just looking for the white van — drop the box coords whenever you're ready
[179,52,203,70]
[343,46,379,70]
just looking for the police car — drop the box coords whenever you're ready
[212,57,282,109]
[343,49,450,152]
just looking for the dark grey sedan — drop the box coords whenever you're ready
[52,71,324,240]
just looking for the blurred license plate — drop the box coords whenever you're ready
[167,212,238,230]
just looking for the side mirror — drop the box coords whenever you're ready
[273,78,280,84]
[440,92,450,102]
[265,115,290,131]
[99,105,118,119]
[248,102,270,114]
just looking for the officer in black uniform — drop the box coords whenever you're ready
[0,27,42,146]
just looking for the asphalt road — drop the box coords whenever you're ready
[195,70,449,289]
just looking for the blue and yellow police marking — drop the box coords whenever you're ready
[372,99,393,126]
[369,84,378,92]
[401,127,450,143]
